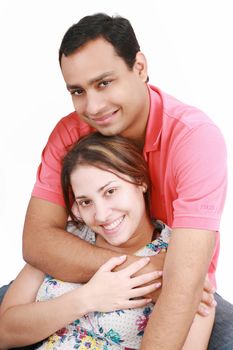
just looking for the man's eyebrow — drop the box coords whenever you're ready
[75,180,117,199]
[66,71,114,90]
[88,72,114,85]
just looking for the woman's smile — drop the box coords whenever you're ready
[101,215,125,232]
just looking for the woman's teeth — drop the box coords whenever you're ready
[103,216,123,230]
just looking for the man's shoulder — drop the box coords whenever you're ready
[48,111,93,147]
[55,111,91,133]
[159,88,215,129]
[146,85,220,152]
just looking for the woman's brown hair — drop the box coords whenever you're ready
[61,132,151,225]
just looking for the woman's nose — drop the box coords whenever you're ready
[94,202,112,223]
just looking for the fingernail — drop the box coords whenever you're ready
[203,308,210,316]
[212,300,217,307]
[119,255,127,259]
[146,298,153,303]
[154,282,162,288]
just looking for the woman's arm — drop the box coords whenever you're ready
[0,257,160,349]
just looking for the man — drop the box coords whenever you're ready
[1,13,232,349]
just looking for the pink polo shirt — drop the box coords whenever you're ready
[32,85,227,286]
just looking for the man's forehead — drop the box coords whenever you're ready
[61,39,128,87]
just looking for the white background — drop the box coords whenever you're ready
[0,1,232,303]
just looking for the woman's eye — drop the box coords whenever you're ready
[99,80,111,88]
[79,200,91,207]
[106,188,116,196]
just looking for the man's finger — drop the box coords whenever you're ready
[203,277,216,293]
[201,290,217,307]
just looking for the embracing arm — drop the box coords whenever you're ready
[23,197,165,282]
[23,198,215,312]
[23,197,120,281]
[141,228,216,350]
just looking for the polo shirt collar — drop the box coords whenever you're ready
[143,85,163,157]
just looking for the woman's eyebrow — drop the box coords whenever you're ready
[75,180,117,199]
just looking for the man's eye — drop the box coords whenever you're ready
[99,80,111,88]
[70,88,84,96]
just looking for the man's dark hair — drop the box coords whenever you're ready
[59,13,140,69]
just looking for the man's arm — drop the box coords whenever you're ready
[22,197,165,282]
[141,228,216,350]
[23,197,119,282]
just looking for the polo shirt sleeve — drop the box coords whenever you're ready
[31,117,80,207]
[172,123,227,231]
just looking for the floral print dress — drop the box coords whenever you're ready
[36,221,170,350]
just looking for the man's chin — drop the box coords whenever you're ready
[95,127,121,136]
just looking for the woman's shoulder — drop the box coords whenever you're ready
[135,220,171,257]
[66,221,96,244]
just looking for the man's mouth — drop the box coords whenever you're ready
[90,110,119,125]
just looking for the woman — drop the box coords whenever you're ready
[0,133,214,349]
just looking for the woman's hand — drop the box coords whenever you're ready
[82,255,162,313]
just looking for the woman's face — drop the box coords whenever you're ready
[70,164,150,247]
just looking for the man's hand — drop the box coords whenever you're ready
[197,276,217,316]
[144,263,217,314]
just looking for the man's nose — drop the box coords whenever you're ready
[85,91,105,116]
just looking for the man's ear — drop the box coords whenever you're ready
[133,51,148,82]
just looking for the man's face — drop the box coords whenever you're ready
[61,38,149,142]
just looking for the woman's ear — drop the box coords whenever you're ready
[133,51,148,83]
[140,183,148,193]
[71,202,83,221]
